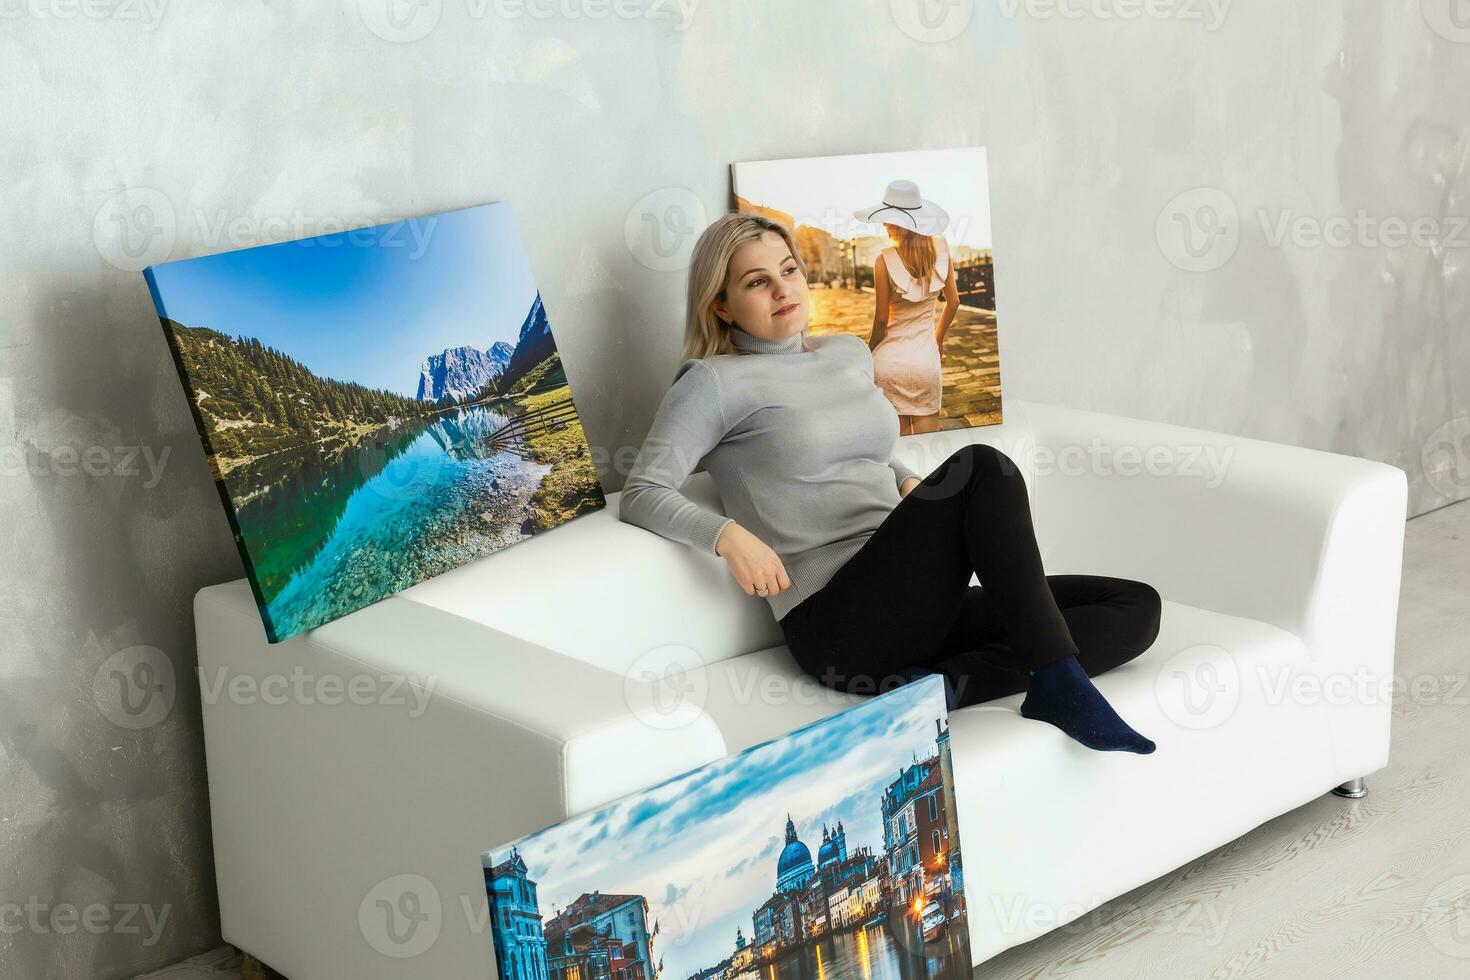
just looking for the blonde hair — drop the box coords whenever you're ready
[681,213,808,361]
[887,224,938,286]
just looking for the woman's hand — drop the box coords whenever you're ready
[714,522,792,598]
[899,476,922,499]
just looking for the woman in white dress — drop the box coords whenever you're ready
[855,180,961,435]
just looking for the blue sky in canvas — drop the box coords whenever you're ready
[484,677,951,980]
[145,203,538,398]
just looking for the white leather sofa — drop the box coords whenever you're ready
[193,399,1408,979]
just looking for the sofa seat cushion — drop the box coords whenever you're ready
[679,597,1334,963]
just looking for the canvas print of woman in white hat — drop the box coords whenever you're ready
[856,179,961,435]
[730,146,1002,432]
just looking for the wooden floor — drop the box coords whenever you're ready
[979,495,1470,979]
[141,497,1470,980]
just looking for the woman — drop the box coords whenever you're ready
[618,212,1160,754]
[857,180,959,435]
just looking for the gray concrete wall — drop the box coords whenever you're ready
[1,2,1465,976]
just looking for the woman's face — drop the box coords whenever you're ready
[712,231,809,340]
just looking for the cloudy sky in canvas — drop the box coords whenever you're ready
[732,147,993,250]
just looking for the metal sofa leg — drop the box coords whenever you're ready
[1331,777,1367,799]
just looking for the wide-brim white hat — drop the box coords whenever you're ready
[853,179,950,237]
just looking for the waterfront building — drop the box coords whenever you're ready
[798,875,828,939]
[913,764,953,901]
[487,849,550,980]
[546,924,646,980]
[544,891,655,980]
[882,718,960,912]
[883,753,943,907]
[753,890,802,948]
[934,718,964,904]
[776,814,817,894]
[728,930,754,976]
[687,961,728,980]
[817,821,848,871]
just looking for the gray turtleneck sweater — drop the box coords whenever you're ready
[618,325,922,621]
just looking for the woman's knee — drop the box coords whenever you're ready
[1121,579,1163,651]
[948,442,1024,481]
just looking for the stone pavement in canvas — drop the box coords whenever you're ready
[806,286,1003,428]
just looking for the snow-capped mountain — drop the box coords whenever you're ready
[416,342,514,405]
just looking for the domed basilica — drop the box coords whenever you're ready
[776,815,849,893]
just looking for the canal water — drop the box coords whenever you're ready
[736,916,970,980]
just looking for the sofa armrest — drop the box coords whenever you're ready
[195,582,729,979]
[309,590,730,815]
[1019,400,1409,777]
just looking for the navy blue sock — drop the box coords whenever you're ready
[1020,656,1156,754]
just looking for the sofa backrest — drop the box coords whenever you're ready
[398,403,1040,675]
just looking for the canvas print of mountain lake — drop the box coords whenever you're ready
[483,676,972,980]
[144,202,605,643]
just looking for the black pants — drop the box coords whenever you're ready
[779,444,1162,709]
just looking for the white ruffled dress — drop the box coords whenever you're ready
[872,237,948,416]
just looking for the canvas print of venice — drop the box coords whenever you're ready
[482,676,971,980]
[732,147,1002,432]
[144,202,605,643]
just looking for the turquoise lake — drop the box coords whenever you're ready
[225,402,550,640]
